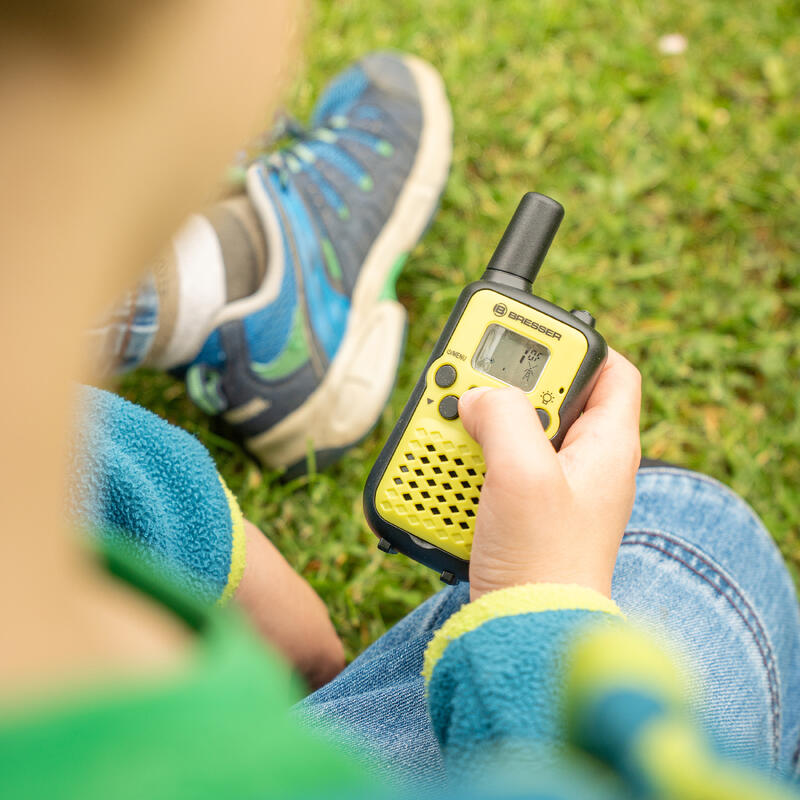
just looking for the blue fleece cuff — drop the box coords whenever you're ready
[68,387,245,604]
[424,584,623,782]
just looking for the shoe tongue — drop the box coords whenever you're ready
[310,64,368,127]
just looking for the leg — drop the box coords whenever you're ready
[86,275,161,376]
[180,52,452,474]
[616,466,800,780]
[95,52,452,476]
[295,581,469,790]
[85,196,268,378]
[297,467,800,788]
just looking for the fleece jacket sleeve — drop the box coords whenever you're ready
[67,386,246,605]
[422,583,624,784]
[422,584,800,800]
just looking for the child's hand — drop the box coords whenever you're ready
[458,348,641,601]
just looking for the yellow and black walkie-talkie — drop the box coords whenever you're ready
[364,192,607,584]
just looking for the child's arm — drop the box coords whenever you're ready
[69,387,343,689]
[236,519,344,689]
[425,595,798,799]
[424,348,641,781]
[422,355,797,798]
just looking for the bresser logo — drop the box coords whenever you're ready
[493,303,507,317]
[508,311,562,340]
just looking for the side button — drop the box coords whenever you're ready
[536,408,550,430]
[440,570,458,585]
[438,395,460,420]
[570,309,596,328]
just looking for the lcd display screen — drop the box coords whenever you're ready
[472,324,550,392]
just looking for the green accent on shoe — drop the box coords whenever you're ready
[322,238,343,281]
[251,305,310,381]
[359,175,374,192]
[338,206,350,221]
[379,252,409,302]
[186,367,226,415]
[377,140,394,157]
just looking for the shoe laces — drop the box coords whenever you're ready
[259,110,395,219]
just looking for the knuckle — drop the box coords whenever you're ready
[613,349,642,392]
[630,442,643,475]
[602,433,640,480]
[621,358,642,392]
[632,369,643,400]
[624,435,642,476]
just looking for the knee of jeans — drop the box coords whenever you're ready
[621,469,800,776]
[613,533,785,772]
[630,467,784,566]
[628,468,796,631]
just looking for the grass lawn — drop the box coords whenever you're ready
[120,0,800,662]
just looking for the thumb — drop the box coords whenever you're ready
[458,387,556,475]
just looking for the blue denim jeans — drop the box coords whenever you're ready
[89,276,159,374]
[297,467,800,790]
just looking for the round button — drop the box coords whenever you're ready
[434,363,457,388]
[536,408,550,430]
[438,395,460,421]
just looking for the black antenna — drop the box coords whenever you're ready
[482,192,564,291]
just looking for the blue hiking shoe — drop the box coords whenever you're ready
[185,53,452,472]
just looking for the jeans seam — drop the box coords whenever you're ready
[621,529,781,765]
[793,736,800,779]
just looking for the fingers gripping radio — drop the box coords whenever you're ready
[363,193,607,584]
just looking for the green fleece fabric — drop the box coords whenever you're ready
[2,567,796,799]
[0,548,377,800]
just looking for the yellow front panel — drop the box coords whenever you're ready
[375,289,588,560]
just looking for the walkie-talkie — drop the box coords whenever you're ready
[363,193,607,584]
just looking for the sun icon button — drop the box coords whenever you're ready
[540,390,554,405]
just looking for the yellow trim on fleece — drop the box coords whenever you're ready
[422,583,622,686]
[218,476,246,605]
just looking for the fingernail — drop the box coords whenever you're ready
[459,386,491,410]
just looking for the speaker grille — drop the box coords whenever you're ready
[378,423,485,555]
